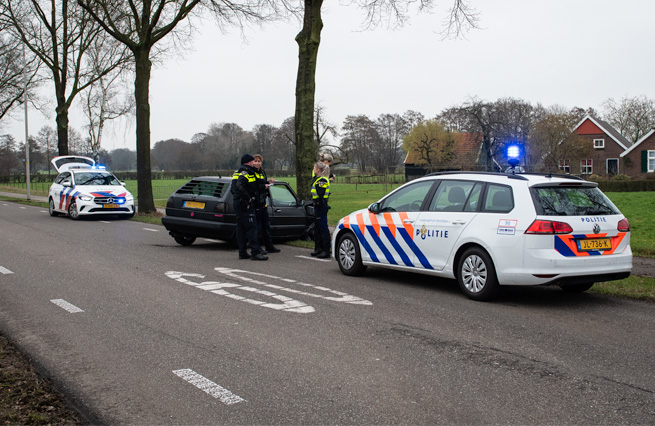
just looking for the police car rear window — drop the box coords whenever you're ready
[176,180,227,198]
[530,186,620,216]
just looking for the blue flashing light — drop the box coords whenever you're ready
[507,145,520,159]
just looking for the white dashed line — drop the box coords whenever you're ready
[0,266,14,275]
[296,255,331,262]
[99,221,111,224]
[50,299,84,313]
[19,206,26,209]
[142,228,159,232]
[172,369,245,405]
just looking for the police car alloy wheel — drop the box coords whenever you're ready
[68,201,80,220]
[457,247,499,301]
[337,233,367,276]
[48,198,59,217]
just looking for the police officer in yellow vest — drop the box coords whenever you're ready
[311,161,331,259]
[232,154,267,261]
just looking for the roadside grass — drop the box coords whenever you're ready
[604,192,655,258]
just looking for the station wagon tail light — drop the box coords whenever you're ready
[525,220,573,234]
[214,202,228,214]
[617,218,630,232]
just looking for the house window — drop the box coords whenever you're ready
[558,160,570,173]
[593,139,605,149]
[607,158,619,175]
[581,159,593,175]
[649,151,655,172]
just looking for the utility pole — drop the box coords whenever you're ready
[23,43,31,201]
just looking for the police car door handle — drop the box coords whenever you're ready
[452,220,467,225]
[403,219,414,224]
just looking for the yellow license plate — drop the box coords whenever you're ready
[183,201,205,209]
[103,204,120,208]
[579,238,611,251]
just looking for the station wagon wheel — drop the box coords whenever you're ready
[173,235,196,246]
[68,201,80,220]
[48,198,59,217]
[457,247,499,301]
[337,233,367,276]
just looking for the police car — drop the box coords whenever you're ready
[48,156,135,220]
[332,172,632,301]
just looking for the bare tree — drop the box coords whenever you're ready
[78,0,283,213]
[0,28,40,122]
[292,0,478,198]
[602,95,655,144]
[340,114,380,171]
[374,113,410,172]
[1,0,131,155]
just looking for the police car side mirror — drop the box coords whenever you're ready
[120,181,126,187]
[62,181,72,188]
[368,203,381,214]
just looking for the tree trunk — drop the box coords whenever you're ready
[294,0,323,200]
[134,48,156,214]
[55,101,69,156]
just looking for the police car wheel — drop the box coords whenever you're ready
[457,247,499,301]
[173,235,196,246]
[48,198,59,217]
[68,201,80,220]
[337,233,367,276]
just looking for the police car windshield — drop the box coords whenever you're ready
[531,186,619,216]
[75,172,120,186]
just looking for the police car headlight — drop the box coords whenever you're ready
[78,195,93,201]
[126,194,134,201]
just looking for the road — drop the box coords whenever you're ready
[1,201,654,424]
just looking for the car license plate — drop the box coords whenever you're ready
[578,238,611,251]
[103,204,120,208]
[183,201,205,209]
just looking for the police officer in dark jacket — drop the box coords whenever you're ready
[253,154,280,254]
[311,161,331,259]
[232,154,267,261]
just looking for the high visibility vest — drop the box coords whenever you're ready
[311,176,330,200]
[232,169,257,183]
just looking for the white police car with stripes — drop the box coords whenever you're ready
[48,156,135,220]
[332,172,632,301]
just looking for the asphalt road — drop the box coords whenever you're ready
[1,201,654,424]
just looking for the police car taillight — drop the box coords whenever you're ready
[525,220,573,234]
[617,218,630,232]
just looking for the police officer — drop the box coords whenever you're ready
[253,154,280,254]
[311,161,331,259]
[232,154,267,261]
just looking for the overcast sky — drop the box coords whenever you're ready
[3,0,654,151]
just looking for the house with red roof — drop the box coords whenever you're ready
[570,115,633,177]
[619,128,655,177]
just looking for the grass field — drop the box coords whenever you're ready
[2,179,653,257]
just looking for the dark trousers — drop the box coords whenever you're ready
[234,202,262,256]
[314,203,330,253]
[255,207,275,250]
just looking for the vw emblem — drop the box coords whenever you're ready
[107,198,114,204]
[593,224,601,234]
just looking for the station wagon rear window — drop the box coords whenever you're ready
[530,186,620,216]
[176,180,227,198]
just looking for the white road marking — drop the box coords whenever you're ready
[0,266,14,275]
[215,267,372,305]
[41,210,48,213]
[166,272,314,313]
[142,228,159,232]
[296,255,331,262]
[99,221,111,224]
[172,369,245,405]
[19,206,26,209]
[50,299,84,313]
[202,238,221,242]
[2,204,8,206]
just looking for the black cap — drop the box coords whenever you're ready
[240,154,254,164]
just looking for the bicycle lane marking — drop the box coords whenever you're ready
[214,267,373,306]
[165,271,314,313]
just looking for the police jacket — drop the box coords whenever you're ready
[254,169,270,208]
[311,175,330,204]
[231,165,259,206]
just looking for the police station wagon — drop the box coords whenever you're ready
[332,172,632,301]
